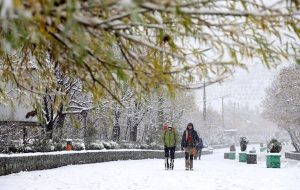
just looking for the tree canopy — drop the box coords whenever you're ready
[263,64,300,152]
[1,0,300,104]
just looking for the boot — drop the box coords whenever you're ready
[185,159,189,170]
[165,158,169,170]
[190,159,193,170]
[170,159,174,170]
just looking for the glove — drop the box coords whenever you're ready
[181,147,184,151]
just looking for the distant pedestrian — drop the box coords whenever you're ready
[162,124,178,170]
[194,137,203,160]
[181,122,199,170]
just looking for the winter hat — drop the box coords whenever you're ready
[186,122,194,130]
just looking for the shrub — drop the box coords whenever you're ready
[119,142,135,149]
[102,141,112,149]
[72,142,85,151]
[267,138,282,153]
[109,141,120,149]
[140,144,150,149]
[148,142,164,150]
[86,142,105,150]
[53,142,64,151]
[230,144,236,152]
[229,144,236,152]
[24,146,35,153]
[30,139,53,152]
[239,137,249,151]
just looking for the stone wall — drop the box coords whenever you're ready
[0,149,212,176]
[285,151,300,161]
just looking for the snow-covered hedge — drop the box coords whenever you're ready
[285,151,300,161]
[1,149,207,176]
[0,149,213,176]
[1,139,167,154]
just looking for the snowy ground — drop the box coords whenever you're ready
[1,144,300,190]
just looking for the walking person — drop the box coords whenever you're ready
[163,124,178,170]
[194,137,204,160]
[181,122,199,170]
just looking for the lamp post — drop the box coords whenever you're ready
[81,110,88,147]
[203,80,206,122]
[221,94,230,129]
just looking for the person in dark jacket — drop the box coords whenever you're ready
[181,122,199,170]
[194,137,204,160]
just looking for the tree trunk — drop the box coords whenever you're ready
[129,101,144,142]
[112,109,121,141]
[141,124,148,141]
[286,127,300,152]
[157,96,164,128]
[54,109,66,151]
[112,123,120,141]
[129,123,138,142]
[55,104,66,141]
[56,114,65,139]
[125,118,130,141]
[46,121,54,139]
[22,126,28,151]
[102,121,109,140]
[43,94,54,140]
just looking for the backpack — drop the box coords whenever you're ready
[197,138,203,149]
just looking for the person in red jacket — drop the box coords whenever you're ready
[181,123,199,170]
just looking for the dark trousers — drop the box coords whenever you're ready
[164,146,175,159]
[198,148,202,159]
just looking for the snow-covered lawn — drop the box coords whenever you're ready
[1,145,300,190]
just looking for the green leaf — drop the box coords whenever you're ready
[230,49,238,64]
[116,68,128,81]
[167,36,177,51]
[131,9,143,23]
[258,48,270,69]
[289,22,300,38]
[241,1,248,11]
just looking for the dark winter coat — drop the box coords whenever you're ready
[181,126,199,148]
[196,138,204,150]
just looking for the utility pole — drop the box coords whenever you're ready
[221,94,230,129]
[222,96,224,129]
[203,80,206,122]
[233,102,236,126]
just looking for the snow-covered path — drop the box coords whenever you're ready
[1,145,300,190]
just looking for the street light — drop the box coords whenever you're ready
[221,94,231,129]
